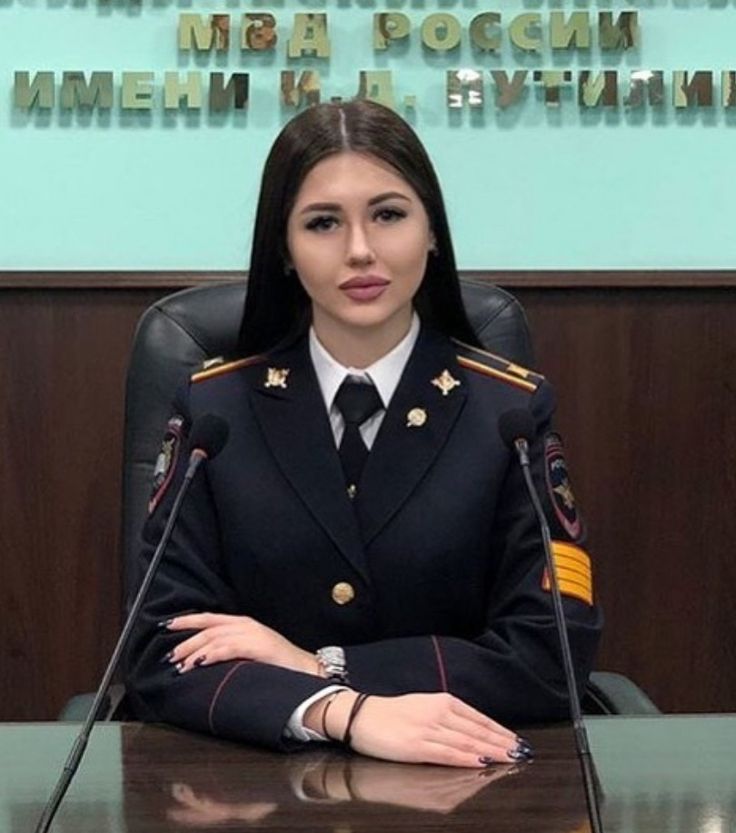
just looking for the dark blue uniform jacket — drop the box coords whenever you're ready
[126,327,602,749]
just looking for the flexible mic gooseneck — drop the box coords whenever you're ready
[499,408,604,833]
[35,414,230,833]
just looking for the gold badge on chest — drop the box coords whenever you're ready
[406,407,427,428]
[431,369,461,397]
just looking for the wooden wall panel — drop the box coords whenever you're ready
[514,288,736,714]
[1,283,734,720]
[0,289,167,721]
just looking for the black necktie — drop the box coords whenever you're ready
[334,379,383,494]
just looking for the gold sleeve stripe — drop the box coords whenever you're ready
[541,541,594,606]
[191,356,264,383]
[555,564,592,587]
[542,571,591,596]
[543,571,593,606]
[553,556,591,579]
[457,356,538,392]
[552,541,591,573]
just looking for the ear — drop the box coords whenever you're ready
[428,233,438,255]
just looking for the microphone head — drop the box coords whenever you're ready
[189,414,229,461]
[498,408,536,449]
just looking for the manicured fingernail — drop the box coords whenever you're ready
[194,655,206,667]
[479,756,496,766]
[516,740,535,758]
[160,651,174,664]
[507,745,534,762]
[172,661,185,676]
[157,619,173,628]
[516,735,531,746]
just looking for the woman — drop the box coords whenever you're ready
[127,100,601,767]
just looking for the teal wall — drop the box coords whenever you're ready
[1,1,734,271]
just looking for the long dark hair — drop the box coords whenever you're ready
[238,100,480,355]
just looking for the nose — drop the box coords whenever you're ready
[345,222,376,267]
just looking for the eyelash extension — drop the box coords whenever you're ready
[303,207,407,231]
[374,207,407,221]
[304,215,337,231]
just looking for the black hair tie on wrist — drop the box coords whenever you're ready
[342,693,371,748]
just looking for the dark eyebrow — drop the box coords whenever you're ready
[299,191,412,215]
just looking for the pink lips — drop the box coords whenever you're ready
[339,275,390,302]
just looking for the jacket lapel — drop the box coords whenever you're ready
[357,328,468,545]
[246,339,370,584]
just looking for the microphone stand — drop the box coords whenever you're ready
[515,438,604,833]
[35,451,207,833]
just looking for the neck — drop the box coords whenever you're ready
[313,310,413,369]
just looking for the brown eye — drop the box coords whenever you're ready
[305,215,339,232]
[374,207,406,223]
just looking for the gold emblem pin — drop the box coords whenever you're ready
[264,367,290,389]
[406,408,427,428]
[553,479,576,510]
[431,369,461,397]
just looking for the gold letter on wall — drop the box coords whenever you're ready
[509,14,542,53]
[288,14,330,58]
[179,14,230,52]
[241,14,277,52]
[550,12,591,51]
[281,71,321,107]
[421,14,462,52]
[121,73,154,110]
[447,69,484,108]
[60,72,113,109]
[599,12,638,51]
[164,72,203,110]
[373,13,410,51]
[490,71,528,109]
[210,73,249,111]
[470,13,501,53]
[673,72,713,108]
[14,72,55,109]
[578,71,618,107]
[357,70,395,108]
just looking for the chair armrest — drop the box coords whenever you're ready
[57,684,127,722]
[584,671,661,715]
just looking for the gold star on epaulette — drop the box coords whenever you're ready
[431,369,461,397]
[264,367,290,389]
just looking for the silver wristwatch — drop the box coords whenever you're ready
[316,646,349,682]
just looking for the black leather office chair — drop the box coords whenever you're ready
[59,278,658,720]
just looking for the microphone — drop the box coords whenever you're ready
[35,415,230,833]
[499,408,604,833]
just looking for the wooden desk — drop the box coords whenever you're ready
[3,716,734,833]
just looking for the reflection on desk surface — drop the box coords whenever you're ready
[2,715,735,833]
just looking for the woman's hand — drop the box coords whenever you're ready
[308,691,532,768]
[164,613,320,676]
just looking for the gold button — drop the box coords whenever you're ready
[331,582,355,606]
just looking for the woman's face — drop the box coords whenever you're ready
[286,151,434,347]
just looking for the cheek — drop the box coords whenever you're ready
[382,230,431,275]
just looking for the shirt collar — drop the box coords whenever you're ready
[309,312,421,411]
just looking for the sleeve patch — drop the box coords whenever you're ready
[542,541,593,606]
[544,433,582,541]
[148,415,184,515]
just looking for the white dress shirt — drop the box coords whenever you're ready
[285,313,421,741]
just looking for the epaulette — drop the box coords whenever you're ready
[453,340,543,393]
[190,354,266,384]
